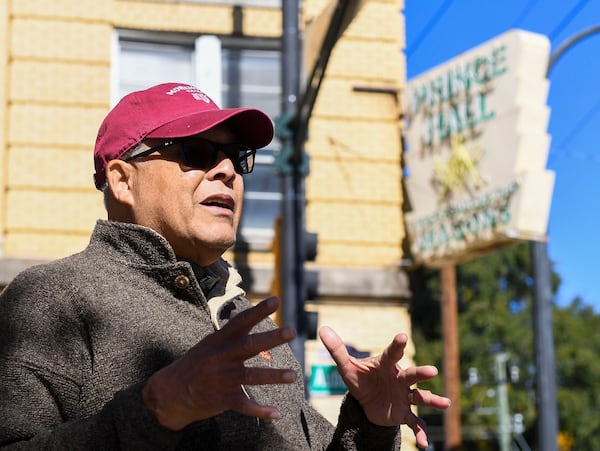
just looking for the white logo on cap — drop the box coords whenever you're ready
[166,85,211,103]
[192,93,211,103]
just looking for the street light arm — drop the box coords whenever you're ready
[548,24,600,75]
[532,23,600,451]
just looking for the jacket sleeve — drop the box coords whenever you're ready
[301,393,400,451]
[0,272,183,450]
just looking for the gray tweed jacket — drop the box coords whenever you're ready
[0,220,399,450]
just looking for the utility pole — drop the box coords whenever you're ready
[530,24,600,451]
[494,352,511,451]
[441,265,462,450]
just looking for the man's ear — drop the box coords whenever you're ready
[106,160,135,207]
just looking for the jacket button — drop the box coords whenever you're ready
[174,274,190,289]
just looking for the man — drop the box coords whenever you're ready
[0,83,449,449]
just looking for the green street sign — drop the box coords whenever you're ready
[309,364,347,395]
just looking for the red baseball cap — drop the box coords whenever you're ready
[93,82,274,189]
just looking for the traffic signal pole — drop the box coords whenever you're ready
[280,0,307,374]
[277,1,367,379]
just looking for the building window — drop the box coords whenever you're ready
[115,31,282,249]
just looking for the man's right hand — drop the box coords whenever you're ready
[141,296,297,431]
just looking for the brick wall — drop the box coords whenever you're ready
[5,1,111,257]
[1,0,407,270]
[305,0,406,269]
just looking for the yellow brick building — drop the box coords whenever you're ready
[0,0,416,447]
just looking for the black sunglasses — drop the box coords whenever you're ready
[124,138,256,174]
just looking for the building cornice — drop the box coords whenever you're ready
[0,257,411,300]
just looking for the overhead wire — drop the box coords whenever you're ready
[407,0,544,57]
[550,98,600,162]
[510,0,539,28]
[405,0,454,57]
[548,0,590,41]
[549,147,600,163]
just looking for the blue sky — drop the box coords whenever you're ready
[403,0,600,311]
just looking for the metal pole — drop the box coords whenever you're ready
[281,0,306,374]
[530,25,600,450]
[278,0,365,379]
[530,241,558,451]
[547,25,600,71]
[494,352,511,451]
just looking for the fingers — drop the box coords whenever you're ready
[409,388,452,409]
[233,394,283,421]
[221,296,282,338]
[229,327,296,361]
[402,364,440,386]
[239,366,297,386]
[380,333,409,369]
[203,296,296,362]
[145,297,300,430]
[405,414,430,449]
[319,328,448,449]
[318,326,350,369]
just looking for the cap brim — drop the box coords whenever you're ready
[146,107,274,149]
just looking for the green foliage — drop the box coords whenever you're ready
[553,298,600,449]
[411,242,600,450]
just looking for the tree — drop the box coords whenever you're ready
[411,242,600,449]
[553,297,600,449]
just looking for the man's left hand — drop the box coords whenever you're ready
[319,326,451,449]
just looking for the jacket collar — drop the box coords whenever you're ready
[91,219,178,266]
[90,220,246,310]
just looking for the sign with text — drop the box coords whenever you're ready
[403,30,554,267]
[309,364,347,396]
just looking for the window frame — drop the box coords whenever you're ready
[120,0,281,8]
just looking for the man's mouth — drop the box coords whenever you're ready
[201,195,234,211]
[203,201,232,210]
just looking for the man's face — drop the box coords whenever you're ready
[127,126,245,266]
